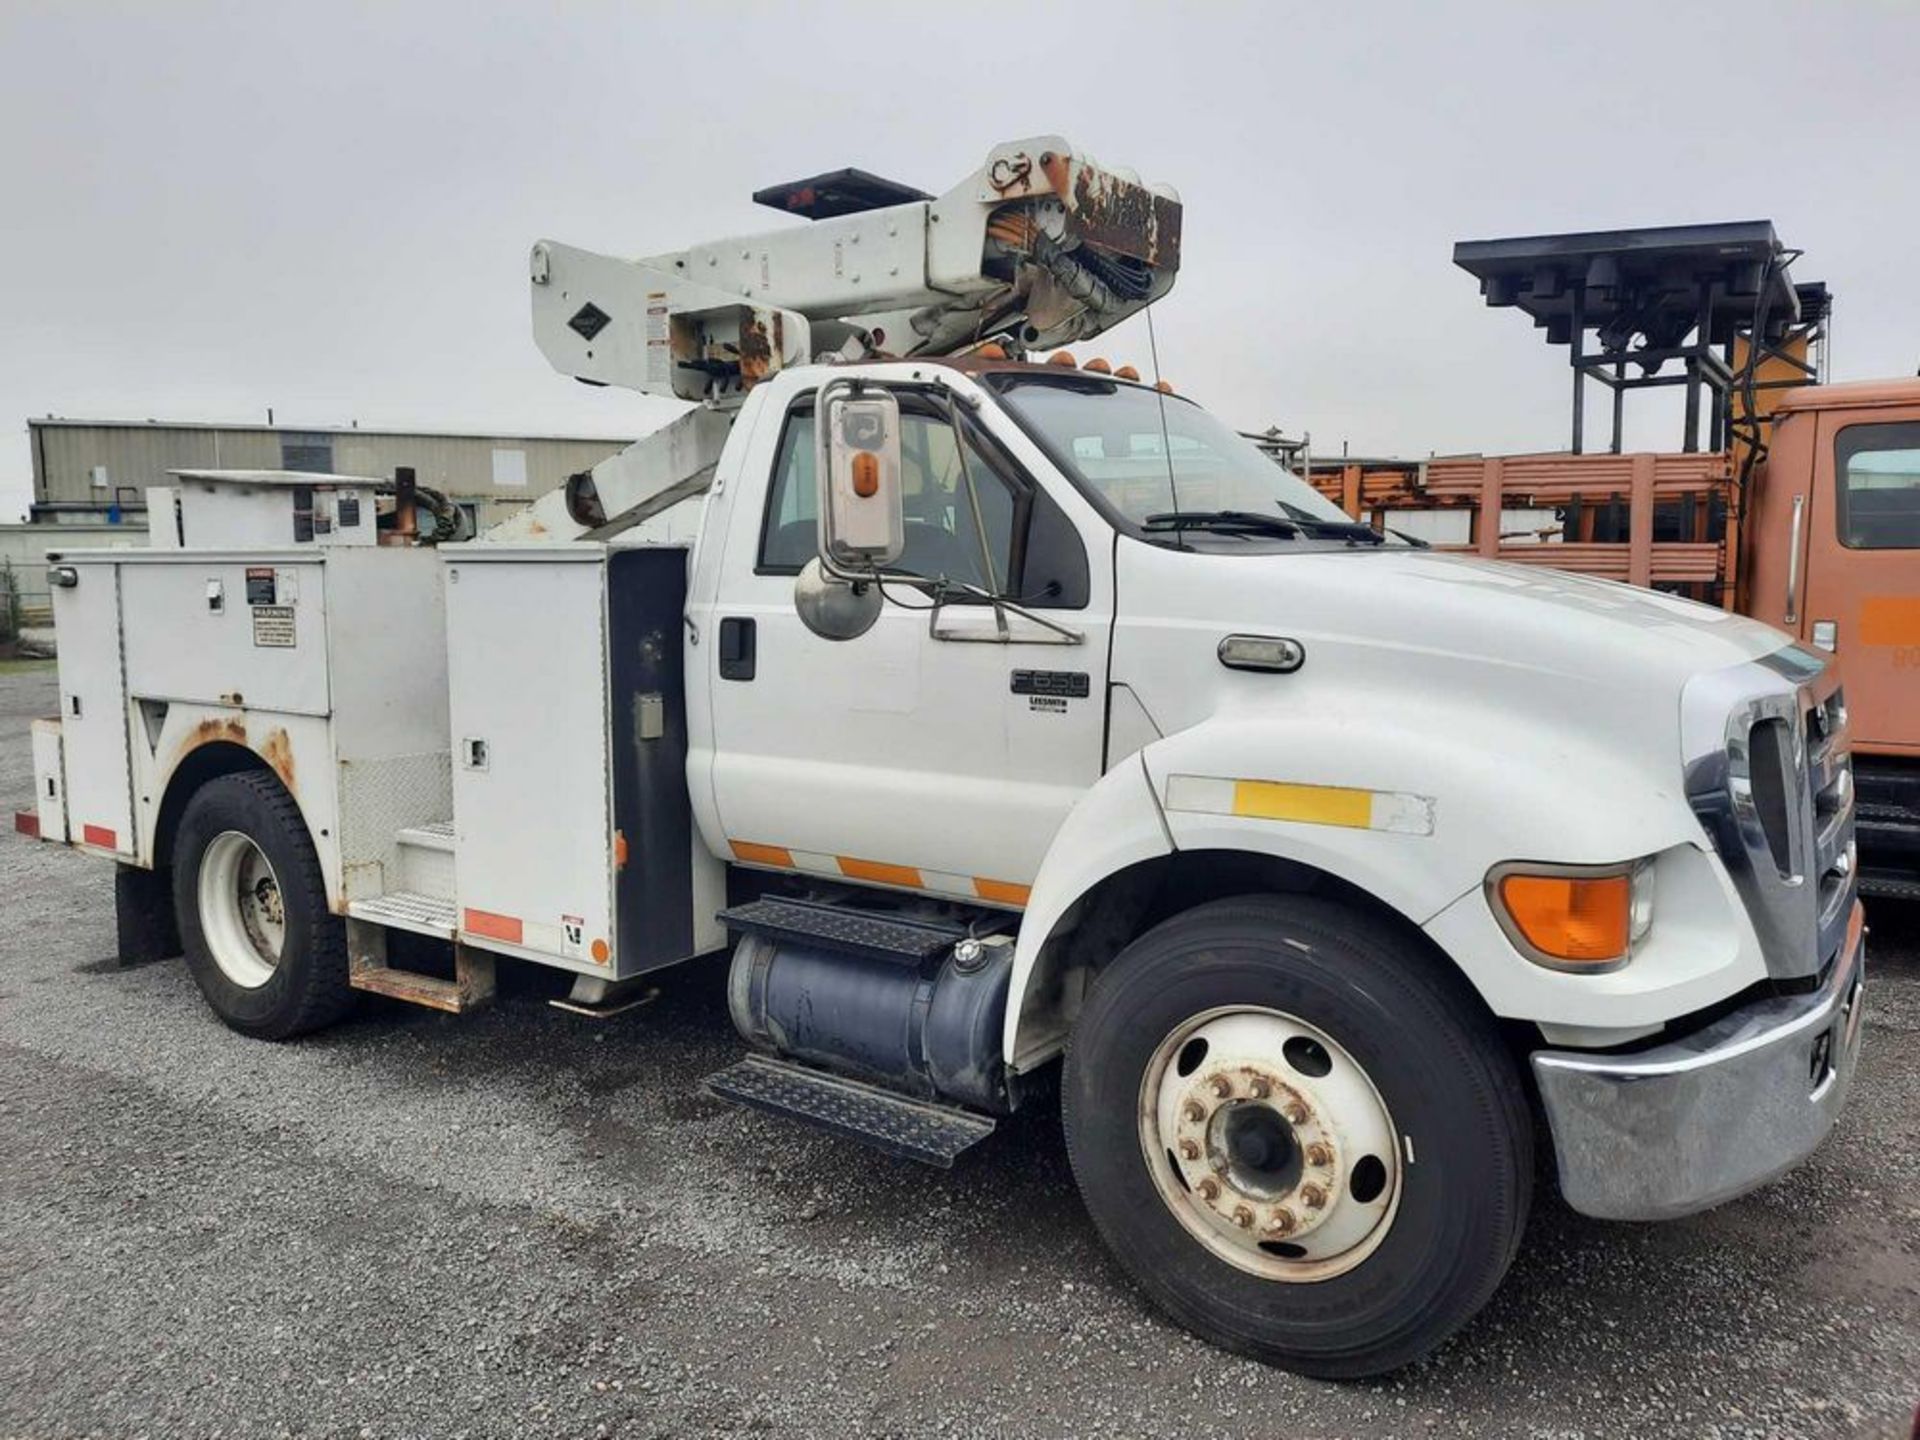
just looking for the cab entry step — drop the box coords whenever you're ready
[704,1054,996,1168]
[717,898,965,965]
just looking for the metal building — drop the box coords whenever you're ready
[27,417,632,531]
[1,416,633,632]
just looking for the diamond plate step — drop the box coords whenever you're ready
[704,1055,995,1168]
[348,891,457,939]
[717,898,964,966]
[395,820,456,852]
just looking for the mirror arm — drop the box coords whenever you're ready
[925,579,1084,646]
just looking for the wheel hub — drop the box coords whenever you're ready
[1143,1007,1402,1282]
[1174,1062,1342,1243]
[198,830,286,990]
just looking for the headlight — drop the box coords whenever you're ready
[1486,858,1655,973]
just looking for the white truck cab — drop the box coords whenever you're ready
[21,137,1865,1378]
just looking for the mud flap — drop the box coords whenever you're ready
[115,863,180,966]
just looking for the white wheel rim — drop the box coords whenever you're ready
[1139,1006,1402,1282]
[197,830,286,990]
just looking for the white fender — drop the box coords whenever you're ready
[1002,753,1171,1068]
[1005,706,1766,1061]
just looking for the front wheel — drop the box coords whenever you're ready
[1062,895,1532,1378]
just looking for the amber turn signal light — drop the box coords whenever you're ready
[1494,871,1632,966]
[850,451,880,498]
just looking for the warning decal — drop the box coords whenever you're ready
[251,606,296,648]
[645,292,670,386]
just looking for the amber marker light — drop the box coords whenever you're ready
[1487,861,1654,972]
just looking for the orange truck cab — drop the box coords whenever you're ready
[1736,379,1920,896]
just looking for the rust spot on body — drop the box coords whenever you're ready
[260,728,297,797]
[1066,163,1182,269]
[182,715,249,757]
[738,314,774,385]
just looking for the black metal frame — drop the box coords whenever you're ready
[1455,222,1828,456]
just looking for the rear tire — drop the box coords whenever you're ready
[172,771,352,1039]
[1062,894,1531,1378]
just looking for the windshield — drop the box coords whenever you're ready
[988,372,1357,535]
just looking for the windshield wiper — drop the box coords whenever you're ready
[1272,503,1389,545]
[1144,509,1388,545]
[1142,510,1302,537]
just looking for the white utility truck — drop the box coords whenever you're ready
[20,137,1866,1377]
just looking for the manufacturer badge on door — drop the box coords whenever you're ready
[1012,670,1089,714]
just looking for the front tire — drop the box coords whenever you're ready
[172,771,352,1039]
[1062,895,1531,1378]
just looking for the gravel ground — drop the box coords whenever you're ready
[1,661,1915,1439]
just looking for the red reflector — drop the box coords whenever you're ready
[464,908,523,944]
[82,824,116,849]
[14,811,40,838]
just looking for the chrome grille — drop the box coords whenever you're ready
[1806,688,1857,963]
[1683,657,1857,982]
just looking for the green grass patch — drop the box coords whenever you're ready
[0,658,56,675]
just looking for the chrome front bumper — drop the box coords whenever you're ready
[1532,902,1866,1222]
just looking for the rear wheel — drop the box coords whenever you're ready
[172,771,352,1039]
[1062,894,1531,1378]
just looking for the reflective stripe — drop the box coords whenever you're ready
[1165,774,1435,837]
[730,840,795,867]
[837,855,924,889]
[1234,779,1373,829]
[973,877,1032,907]
[728,840,1030,906]
[464,908,523,944]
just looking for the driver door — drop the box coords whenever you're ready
[704,382,1112,907]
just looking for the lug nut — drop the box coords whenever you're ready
[1305,1142,1333,1168]
[1300,1183,1327,1211]
[1197,1177,1220,1202]
[1247,1075,1272,1099]
[1265,1209,1296,1236]
[1182,1100,1205,1123]
[1284,1102,1310,1125]
[1178,1139,1200,1161]
[1208,1075,1233,1099]
[1232,1205,1254,1230]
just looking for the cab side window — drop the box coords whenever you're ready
[1837,421,1920,549]
[760,414,820,571]
[759,395,1088,607]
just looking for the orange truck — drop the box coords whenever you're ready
[1302,223,1919,898]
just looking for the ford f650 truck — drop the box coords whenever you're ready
[16,137,1866,1378]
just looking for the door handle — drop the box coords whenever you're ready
[718,617,756,681]
[1784,493,1805,626]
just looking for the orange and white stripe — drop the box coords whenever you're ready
[728,839,1031,909]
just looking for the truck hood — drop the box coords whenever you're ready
[1286,547,1784,677]
[1112,542,1794,769]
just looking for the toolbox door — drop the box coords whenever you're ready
[445,550,617,974]
[52,562,135,856]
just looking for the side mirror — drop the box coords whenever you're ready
[816,381,904,570]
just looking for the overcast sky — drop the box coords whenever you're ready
[4,1,1918,522]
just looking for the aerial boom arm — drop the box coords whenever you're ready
[529,136,1181,404]
[501,136,1180,544]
